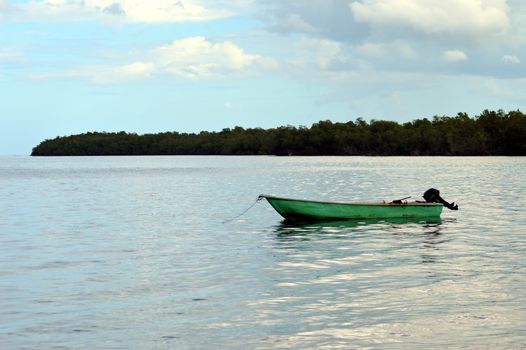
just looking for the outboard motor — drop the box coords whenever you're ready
[423,188,458,210]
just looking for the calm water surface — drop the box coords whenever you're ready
[1,156,525,349]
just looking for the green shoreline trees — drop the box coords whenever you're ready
[31,110,526,156]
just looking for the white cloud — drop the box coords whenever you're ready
[0,0,10,19]
[261,0,369,44]
[259,1,526,80]
[394,41,417,59]
[442,50,468,61]
[30,61,154,83]
[96,61,155,83]
[295,37,343,70]
[285,37,422,80]
[279,36,369,81]
[11,1,526,85]
[0,49,26,65]
[356,40,417,60]
[356,42,383,58]
[350,0,510,39]
[31,37,276,83]
[476,76,526,99]
[6,0,231,23]
[502,54,520,64]
[273,13,318,33]
[151,36,277,80]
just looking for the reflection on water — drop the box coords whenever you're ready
[276,217,443,235]
[259,214,520,349]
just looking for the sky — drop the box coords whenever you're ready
[1,0,525,154]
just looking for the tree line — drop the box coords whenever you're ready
[31,109,526,156]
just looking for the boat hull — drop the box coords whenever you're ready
[261,195,443,221]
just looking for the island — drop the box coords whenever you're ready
[31,109,525,156]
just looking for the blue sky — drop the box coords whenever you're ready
[1,0,525,154]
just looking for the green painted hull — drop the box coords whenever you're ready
[261,195,443,221]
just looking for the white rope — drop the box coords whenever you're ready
[222,195,264,224]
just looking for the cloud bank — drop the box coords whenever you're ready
[7,0,526,83]
[258,0,524,79]
[350,0,510,39]
[32,37,277,83]
[3,0,232,23]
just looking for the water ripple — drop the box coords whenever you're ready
[1,156,525,349]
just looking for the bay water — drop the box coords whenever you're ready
[1,156,525,349]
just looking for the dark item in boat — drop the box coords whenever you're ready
[423,188,458,210]
[390,196,411,204]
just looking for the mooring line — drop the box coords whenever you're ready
[222,195,264,224]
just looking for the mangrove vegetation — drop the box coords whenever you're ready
[31,109,526,156]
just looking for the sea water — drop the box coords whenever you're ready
[1,156,525,349]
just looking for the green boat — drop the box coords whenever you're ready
[260,194,444,221]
